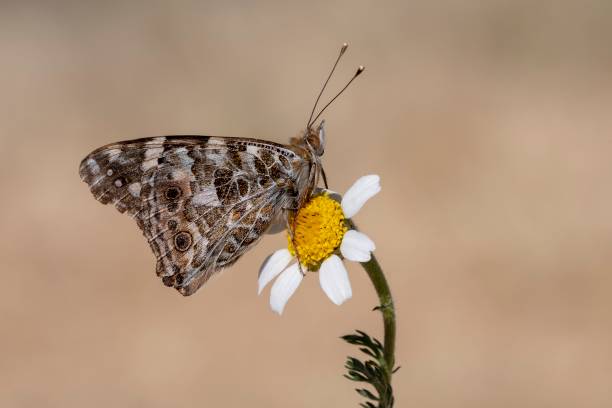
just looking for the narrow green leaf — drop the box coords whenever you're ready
[356,388,379,401]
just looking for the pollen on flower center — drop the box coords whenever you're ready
[287,194,348,270]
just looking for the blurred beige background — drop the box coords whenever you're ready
[2,1,612,407]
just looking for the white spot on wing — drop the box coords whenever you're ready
[141,145,164,171]
[114,179,123,187]
[86,159,100,175]
[106,169,113,176]
[246,145,259,156]
[146,137,166,146]
[208,152,225,166]
[192,189,221,207]
[176,147,195,174]
[145,146,164,159]
[141,159,157,171]
[128,182,141,197]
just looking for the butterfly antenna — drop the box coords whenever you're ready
[309,65,365,127]
[306,43,349,129]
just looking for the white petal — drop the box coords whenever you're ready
[340,230,376,262]
[319,255,352,305]
[341,175,381,218]
[258,249,292,294]
[270,263,303,314]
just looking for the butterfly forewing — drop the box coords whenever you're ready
[80,136,311,295]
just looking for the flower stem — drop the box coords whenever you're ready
[348,221,396,379]
[361,253,396,378]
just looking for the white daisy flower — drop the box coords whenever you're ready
[258,175,381,314]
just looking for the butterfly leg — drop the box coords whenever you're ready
[320,166,329,190]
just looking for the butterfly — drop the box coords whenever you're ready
[79,44,363,296]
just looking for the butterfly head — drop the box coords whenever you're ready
[304,120,326,157]
[290,120,326,157]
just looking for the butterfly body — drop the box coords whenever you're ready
[80,130,324,295]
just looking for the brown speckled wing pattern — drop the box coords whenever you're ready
[80,135,312,295]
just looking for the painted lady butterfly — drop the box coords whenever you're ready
[79,44,363,295]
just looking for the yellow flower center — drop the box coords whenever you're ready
[287,194,348,270]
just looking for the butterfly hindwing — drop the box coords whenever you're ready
[80,136,309,295]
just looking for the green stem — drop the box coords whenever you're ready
[361,254,396,378]
[349,220,396,379]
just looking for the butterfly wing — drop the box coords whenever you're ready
[79,136,310,295]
